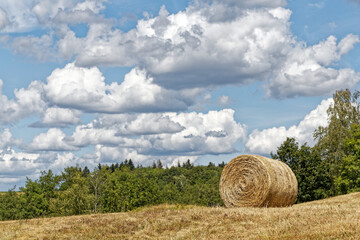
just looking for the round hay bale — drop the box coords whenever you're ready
[219,155,298,208]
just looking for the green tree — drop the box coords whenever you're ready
[82,166,90,177]
[15,171,60,219]
[102,171,159,212]
[218,161,226,168]
[1,159,226,219]
[335,124,360,194]
[182,159,193,169]
[60,165,83,191]
[157,159,163,169]
[0,187,24,220]
[314,89,360,170]
[50,171,92,216]
[39,170,61,202]
[88,168,108,213]
[207,162,215,168]
[20,178,49,218]
[272,137,333,202]
[173,174,187,192]
[128,159,135,170]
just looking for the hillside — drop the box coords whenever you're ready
[1,192,359,240]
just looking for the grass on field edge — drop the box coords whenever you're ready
[0,192,359,239]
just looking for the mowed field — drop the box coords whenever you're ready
[1,192,359,240]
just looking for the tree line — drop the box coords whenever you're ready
[0,160,225,220]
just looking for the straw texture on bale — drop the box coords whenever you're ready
[219,155,298,208]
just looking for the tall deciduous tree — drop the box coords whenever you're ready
[314,89,360,168]
[335,124,360,194]
[89,168,108,213]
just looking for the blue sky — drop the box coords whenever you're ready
[0,0,360,190]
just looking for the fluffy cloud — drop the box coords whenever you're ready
[66,113,185,147]
[2,1,359,99]
[246,98,333,154]
[0,148,40,176]
[0,0,38,32]
[266,35,360,98]
[65,124,121,147]
[67,109,247,162]
[92,145,148,164]
[112,114,185,136]
[19,108,245,167]
[63,5,358,98]
[32,0,107,25]
[73,7,294,90]
[28,128,78,151]
[267,68,360,99]
[0,0,106,32]
[31,107,82,128]
[191,0,287,22]
[11,34,54,61]
[4,0,107,60]
[0,129,21,149]
[48,152,84,170]
[148,109,247,156]
[44,63,200,113]
[0,149,86,176]
[198,0,286,8]
[0,7,9,30]
[57,29,84,59]
[42,108,81,126]
[0,79,45,125]
[0,148,88,190]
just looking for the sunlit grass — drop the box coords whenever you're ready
[1,192,359,239]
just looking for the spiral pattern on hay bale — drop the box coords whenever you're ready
[219,155,298,208]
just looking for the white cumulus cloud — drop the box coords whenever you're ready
[0,79,45,125]
[246,98,333,154]
[44,63,200,113]
[28,128,78,151]
[0,129,21,149]
[266,35,360,98]
[73,7,294,91]
[0,0,38,32]
[0,148,88,190]
[31,107,82,128]
[2,1,359,99]
[0,148,40,176]
[67,109,247,160]
[63,4,359,98]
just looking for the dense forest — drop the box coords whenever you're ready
[0,160,225,220]
[1,89,360,221]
